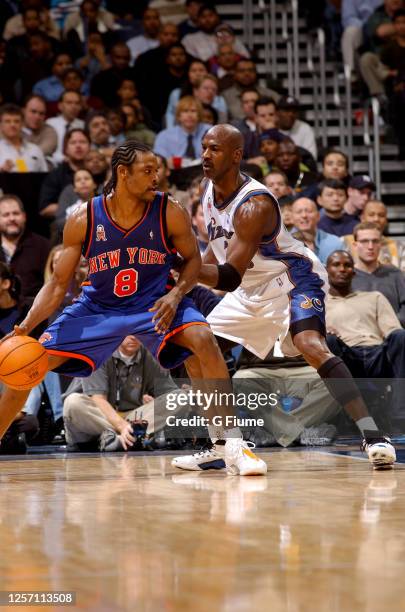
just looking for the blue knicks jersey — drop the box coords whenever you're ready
[81,192,176,311]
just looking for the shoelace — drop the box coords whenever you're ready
[193,447,217,458]
[229,439,257,459]
[193,440,257,458]
[361,437,390,451]
[234,440,256,449]
[244,441,256,449]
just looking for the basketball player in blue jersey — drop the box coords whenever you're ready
[172,125,396,471]
[0,141,267,476]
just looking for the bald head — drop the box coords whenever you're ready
[292,197,317,212]
[291,197,319,232]
[205,124,244,151]
[202,124,244,181]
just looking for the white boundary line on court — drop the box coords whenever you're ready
[315,450,367,461]
[315,448,405,468]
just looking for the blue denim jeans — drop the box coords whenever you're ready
[23,372,63,421]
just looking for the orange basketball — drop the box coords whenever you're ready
[0,336,48,390]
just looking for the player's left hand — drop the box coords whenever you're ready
[149,293,180,334]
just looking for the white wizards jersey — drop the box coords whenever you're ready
[201,174,328,300]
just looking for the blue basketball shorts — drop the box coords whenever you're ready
[39,296,208,377]
[288,282,326,337]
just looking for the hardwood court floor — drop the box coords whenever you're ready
[0,449,404,612]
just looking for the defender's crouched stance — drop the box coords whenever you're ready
[172,125,395,472]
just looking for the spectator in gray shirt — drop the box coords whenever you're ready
[63,335,179,451]
[352,222,405,327]
[221,58,280,120]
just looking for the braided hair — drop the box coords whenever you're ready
[103,140,152,196]
[0,262,21,303]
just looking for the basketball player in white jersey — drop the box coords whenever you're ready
[172,124,396,471]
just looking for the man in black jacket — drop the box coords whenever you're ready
[90,41,137,108]
[0,193,49,307]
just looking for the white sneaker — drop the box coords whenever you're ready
[171,445,226,471]
[225,439,267,476]
[362,434,396,470]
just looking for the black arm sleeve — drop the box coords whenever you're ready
[214,263,242,292]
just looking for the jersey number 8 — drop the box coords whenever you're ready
[114,268,138,297]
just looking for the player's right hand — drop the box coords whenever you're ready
[13,324,28,335]
[118,422,136,451]
[149,292,180,334]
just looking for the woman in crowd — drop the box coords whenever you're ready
[165,59,208,127]
[121,103,156,147]
[154,96,211,168]
[193,74,227,123]
[54,168,97,243]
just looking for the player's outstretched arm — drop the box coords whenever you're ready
[14,205,87,336]
[199,195,277,289]
[149,197,201,334]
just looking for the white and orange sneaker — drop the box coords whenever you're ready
[171,440,267,476]
[225,439,267,476]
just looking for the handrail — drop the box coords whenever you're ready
[344,64,353,169]
[259,0,272,81]
[270,0,277,82]
[306,35,320,140]
[281,2,294,95]
[318,28,327,148]
[332,71,346,152]
[242,0,254,51]
[372,97,381,199]
[305,28,327,148]
[363,97,382,199]
[291,0,300,99]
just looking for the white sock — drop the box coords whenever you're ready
[207,424,225,444]
[207,425,242,444]
[356,417,379,435]
[224,426,243,440]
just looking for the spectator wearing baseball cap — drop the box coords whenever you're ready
[244,96,280,167]
[277,95,318,160]
[259,128,286,143]
[259,128,287,171]
[344,174,375,219]
[235,97,280,163]
[260,127,318,175]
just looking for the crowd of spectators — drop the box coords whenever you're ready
[336,0,405,157]
[0,0,405,453]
